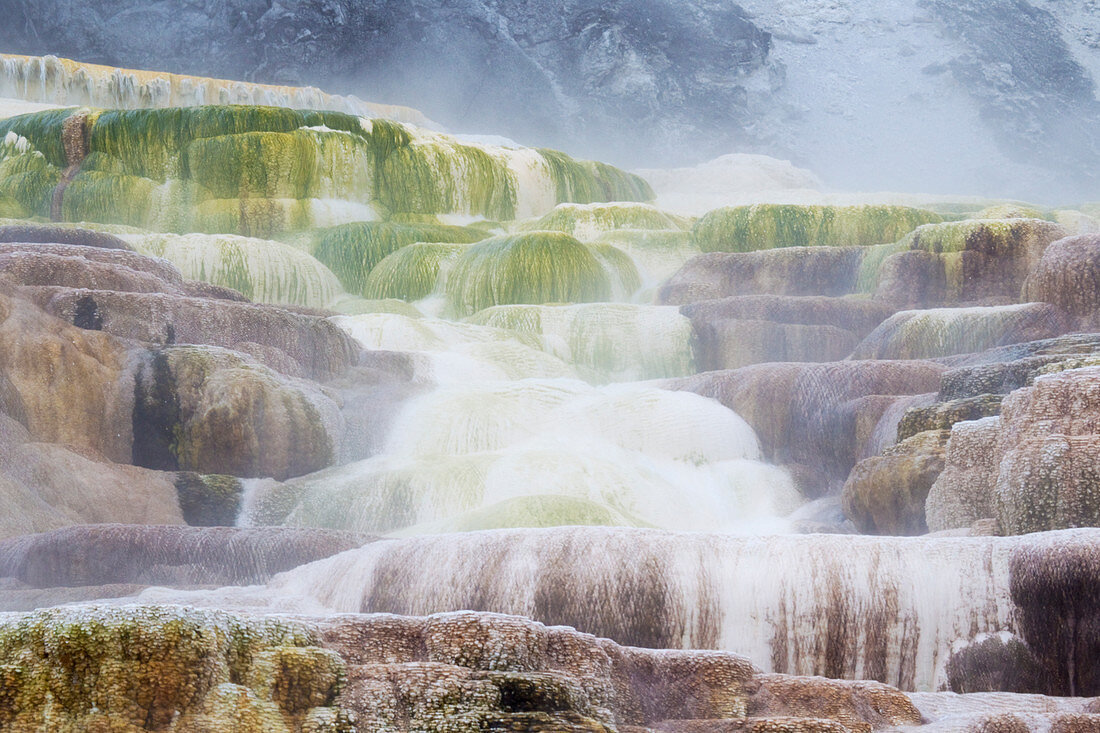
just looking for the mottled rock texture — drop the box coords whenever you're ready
[41,289,358,381]
[0,605,350,732]
[0,604,930,732]
[1010,531,1100,695]
[842,429,949,536]
[945,633,1047,694]
[926,417,1004,533]
[659,248,866,305]
[929,366,1100,536]
[871,220,1068,309]
[132,346,342,480]
[1025,234,1100,329]
[849,304,1067,361]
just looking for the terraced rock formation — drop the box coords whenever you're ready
[0,70,1099,731]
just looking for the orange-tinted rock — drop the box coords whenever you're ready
[40,288,357,380]
[746,674,921,730]
[0,292,136,462]
[132,345,342,479]
[0,441,184,539]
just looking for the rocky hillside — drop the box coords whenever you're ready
[4,0,1099,199]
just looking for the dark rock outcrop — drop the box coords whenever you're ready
[841,429,949,536]
[1010,530,1100,696]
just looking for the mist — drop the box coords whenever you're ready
[3,0,1099,204]
[6,0,1100,728]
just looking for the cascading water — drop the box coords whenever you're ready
[1,42,1099,732]
[237,379,800,535]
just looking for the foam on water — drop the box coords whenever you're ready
[332,312,574,381]
[238,379,799,535]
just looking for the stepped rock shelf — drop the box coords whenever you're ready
[2,61,1100,731]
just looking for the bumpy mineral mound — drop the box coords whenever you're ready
[0,604,932,732]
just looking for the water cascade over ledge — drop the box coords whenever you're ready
[1,45,1100,732]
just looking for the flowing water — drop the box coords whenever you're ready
[1,49,1099,731]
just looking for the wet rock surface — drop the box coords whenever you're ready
[0,605,988,732]
[0,524,372,588]
[2,67,1100,731]
[666,360,945,492]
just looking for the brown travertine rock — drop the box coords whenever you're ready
[841,429,949,535]
[659,247,866,305]
[1010,530,1100,696]
[8,603,1095,731]
[0,292,136,462]
[653,719,853,732]
[0,524,371,588]
[132,345,342,479]
[965,714,1033,733]
[1024,234,1100,328]
[665,360,944,490]
[931,362,1100,535]
[936,333,1100,400]
[0,442,184,539]
[848,304,1067,361]
[945,633,1047,694]
[1049,714,1100,732]
[0,241,184,290]
[40,288,357,380]
[872,219,1068,308]
[926,417,1004,533]
[746,674,921,730]
[0,223,132,249]
[616,648,758,724]
[0,605,350,732]
[180,278,251,301]
[897,394,1003,441]
[1,251,172,297]
[326,612,766,730]
[994,366,1100,535]
[681,296,892,370]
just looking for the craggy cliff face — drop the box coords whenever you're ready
[5,0,1099,199]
